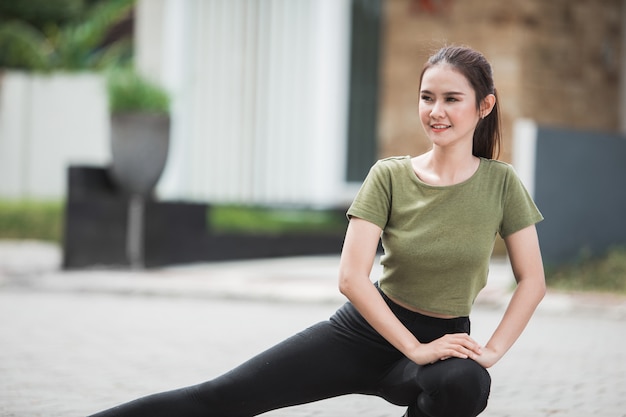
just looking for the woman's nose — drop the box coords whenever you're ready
[430,101,444,118]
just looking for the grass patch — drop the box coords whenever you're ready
[545,246,626,294]
[0,200,348,243]
[0,200,64,242]
[209,205,347,235]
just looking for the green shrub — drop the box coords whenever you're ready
[545,246,626,294]
[0,200,64,242]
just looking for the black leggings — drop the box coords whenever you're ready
[89,288,491,417]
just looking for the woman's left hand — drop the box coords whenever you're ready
[473,346,500,368]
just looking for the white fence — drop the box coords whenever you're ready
[140,0,355,206]
[0,0,356,207]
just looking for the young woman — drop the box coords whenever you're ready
[89,45,545,417]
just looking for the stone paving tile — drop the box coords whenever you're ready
[1,291,625,417]
[1,240,625,416]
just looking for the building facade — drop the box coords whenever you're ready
[140,0,624,206]
[379,0,624,162]
[3,0,620,205]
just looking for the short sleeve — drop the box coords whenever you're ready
[499,165,544,238]
[346,160,392,230]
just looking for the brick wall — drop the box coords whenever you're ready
[378,0,622,162]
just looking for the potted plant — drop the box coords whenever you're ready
[106,67,171,197]
[105,67,171,268]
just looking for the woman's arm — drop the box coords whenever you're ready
[475,224,546,368]
[339,217,482,365]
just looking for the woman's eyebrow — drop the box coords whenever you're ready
[420,89,466,96]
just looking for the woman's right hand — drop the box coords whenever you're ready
[408,333,483,365]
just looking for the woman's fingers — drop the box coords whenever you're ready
[413,333,484,365]
[438,333,482,359]
[454,333,482,354]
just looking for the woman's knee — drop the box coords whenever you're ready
[417,358,491,417]
[377,359,421,406]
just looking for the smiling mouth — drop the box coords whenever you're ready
[431,124,451,130]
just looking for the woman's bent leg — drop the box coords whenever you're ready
[376,357,490,417]
[408,358,490,417]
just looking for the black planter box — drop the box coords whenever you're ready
[62,166,345,269]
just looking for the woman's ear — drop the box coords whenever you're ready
[480,94,496,118]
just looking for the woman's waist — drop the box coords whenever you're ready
[385,293,458,319]
[375,282,469,327]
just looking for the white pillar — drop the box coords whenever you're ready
[512,118,538,198]
[309,0,352,207]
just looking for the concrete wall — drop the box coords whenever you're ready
[0,72,110,200]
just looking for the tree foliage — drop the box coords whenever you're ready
[0,0,134,71]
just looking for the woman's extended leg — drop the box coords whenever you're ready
[89,295,490,417]
[88,311,404,417]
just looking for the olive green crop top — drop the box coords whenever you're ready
[347,156,543,317]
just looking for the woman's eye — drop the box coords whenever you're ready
[446,97,458,102]
[421,95,432,102]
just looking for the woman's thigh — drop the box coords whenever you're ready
[192,317,401,415]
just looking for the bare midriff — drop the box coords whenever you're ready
[386,293,458,319]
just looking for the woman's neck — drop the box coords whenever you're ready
[412,149,480,186]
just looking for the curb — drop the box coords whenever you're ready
[1,240,625,318]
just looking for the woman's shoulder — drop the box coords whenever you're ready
[480,158,517,177]
[366,156,412,182]
[478,158,530,193]
[372,155,411,172]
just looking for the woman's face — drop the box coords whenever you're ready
[418,64,481,151]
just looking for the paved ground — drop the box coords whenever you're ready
[1,240,625,417]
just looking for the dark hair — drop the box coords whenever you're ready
[419,46,501,159]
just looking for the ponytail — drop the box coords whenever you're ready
[473,89,501,159]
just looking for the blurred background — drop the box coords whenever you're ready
[0,0,625,287]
